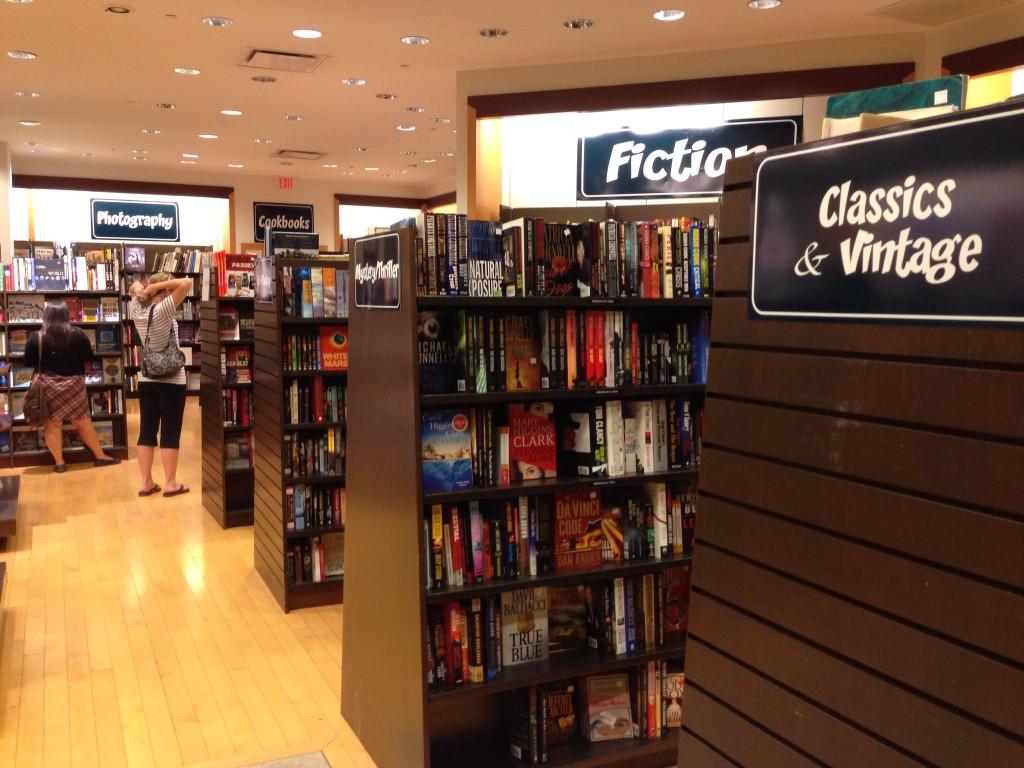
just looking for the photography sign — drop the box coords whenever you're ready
[354,232,401,310]
[751,106,1024,323]
[577,119,799,199]
[253,202,314,242]
[90,199,179,242]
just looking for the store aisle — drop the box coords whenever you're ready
[0,402,375,768]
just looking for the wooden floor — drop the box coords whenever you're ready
[0,402,377,768]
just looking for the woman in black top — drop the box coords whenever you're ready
[24,301,120,472]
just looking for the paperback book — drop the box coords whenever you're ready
[501,587,548,667]
[421,410,473,493]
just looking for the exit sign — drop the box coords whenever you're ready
[278,177,294,189]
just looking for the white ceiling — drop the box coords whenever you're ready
[0,0,1014,193]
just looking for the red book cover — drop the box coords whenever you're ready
[662,564,692,641]
[319,326,348,371]
[459,606,470,683]
[631,322,640,384]
[596,313,606,385]
[566,310,578,389]
[444,602,464,685]
[312,375,324,422]
[507,403,556,481]
[553,491,623,572]
[585,312,596,385]
[482,514,494,581]
[450,505,465,584]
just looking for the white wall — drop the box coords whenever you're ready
[0,143,12,263]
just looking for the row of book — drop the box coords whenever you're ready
[6,325,120,356]
[283,328,349,372]
[285,532,345,585]
[286,484,346,531]
[500,664,685,763]
[426,484,695,590]
[6,248,121,292]
[426,568,690,688]
[279,263,350,319]
[9,422,117,451]
[419,309,710,395]
[282,428,345,480]
[6,295,120,324]
[421,399,701,493]
[225,433,254,471]
[285,378,346,425]
[125,246,209,275]
[6,389,121,421]
[4,361,121,390]
[220,347,252,384]
[415,215,716,299]
[222,388,253,427]
[174,302,198,322]
[213,252,256,298]
[217,307,254,341]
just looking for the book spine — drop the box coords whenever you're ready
[625,578,637,654]
[613,577,626,655]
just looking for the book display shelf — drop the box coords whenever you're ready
[343,217,714,768]
[200,296,255,528]
[5,241,128,466]
[120,244,211,398]
[253,256,349,611]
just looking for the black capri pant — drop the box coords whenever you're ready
[137,382,187,449]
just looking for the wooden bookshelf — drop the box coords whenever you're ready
[253,256,349,611]
[200,297,255,528]
[342,222,711,768]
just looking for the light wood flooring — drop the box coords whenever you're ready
[0,402,377,768]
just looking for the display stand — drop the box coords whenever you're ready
[253,257,348,611]
[200,297,255,528]
[678,105,1024,767]
[342,227,711,768]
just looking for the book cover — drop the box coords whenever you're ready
[582,674,635,742]
[319,326,348,371]
[418,311,464,395]
[547,585,587,655]
[558,403,608,477]
[9,329,29,355]
[467,219,504,297]
[13,365,35,389]
[504,314,541,391]
[223,254,256,297]
[218,308,240,341]
[323,532,344,576]
[33,258,67,291]
[94,325,119,354]
[323,268,337,317]
[501,587,548,666]
[99,297,120,322]
[662,669,685,729]
[421,409,473,493]
[663,564,692,641]
[507,402,556,482]
[123,247,147,272]
[311,267,324,318]
[540,683,577,751]
[553,490,622,572]
[8,296,45,324]
[94,422,114,448]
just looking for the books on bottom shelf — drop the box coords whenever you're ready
[89,389,124,416]
[11,422,116,452]
[222,388,253,427]
[286,485,346,531]
[286,532,345,585]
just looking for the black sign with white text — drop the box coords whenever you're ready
[90,199,179,242]
[577,119,799,200]
[354,232,401,310]
[751,106,1024,323]
[253,202,314,242]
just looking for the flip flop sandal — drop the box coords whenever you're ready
[162,485,190,498]
[138,484,162,497]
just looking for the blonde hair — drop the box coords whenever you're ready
[131,271,175,307]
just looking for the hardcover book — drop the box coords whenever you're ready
[501,587,548,667]
[95,325,119,354]
[323,532,345,576]
[218,308,240,341]
[553,490,622,572]
[123,247,147,272]
[418,311,465,395]
[467,219,504,297]
[319,326,348,371]
[421,409,473,493]
[540,683,577,751]
[223,254,256,297]
[32,258,67,291]
[662,564,692,641]
[558,403,608,477]
[8,296,45,324]
[581,673,635,742]
[507,402,557,482]
[547,585,587,655]
[505,314,541,391]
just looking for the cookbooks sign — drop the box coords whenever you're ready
[751,106,1024,323]
[253,201,314,242]
[354,232,401,310]
[577,119,799,199]
[91,199,179,241]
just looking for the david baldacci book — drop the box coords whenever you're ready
[501,586,548,666]
[319,326,349,371]
[553,490,622,572]
[417,311,466,395]
[507,402,556,482]
[421,409,473,493]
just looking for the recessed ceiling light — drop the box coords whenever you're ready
[399,35,430,45]
[181,153,199,158]
[141,128,161,135]
[133,156,148,161]
[363,166,379,171]
[7,1,37,4]
[407,163,419,168]
[14,90,40,98]
[406,106,427,113]
[83,152,96,157]
[180,160,196,165]
[228,163,244,168]
[198,133,218,139]
[341,78,366,86]
[174,66,201,75]
[220,109,243,116]
[430,117,451,124]
[25,141,38,146]
[105,5,131,13]
[440,151,454,157]
[748,0,781,7]
[7,50,37,60]
[322,162,338,168]
[652,9,685,21]
[292,28,321,39]
[399,150,416,156]
[375,92,398,100]
[156,102,177,109]
[422,158,437,164]
[19,120,41,127]
[396,124,416,132]
[131,148,148,154]
[254,138,272,144]
[251,74,276,83]
[202,16,233,27]
[564,18,593,29]
[284,114,302,121]
[479,28,508,38]
[30,148,42,153]
[354,146,370,152]
[341,171,355,176]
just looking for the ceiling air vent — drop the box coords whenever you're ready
[242,49,327,73]
[274,149,326,161]
[869,0,1018,26]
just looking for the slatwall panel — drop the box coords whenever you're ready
[677,154,1024,767]
[200,302,225,523]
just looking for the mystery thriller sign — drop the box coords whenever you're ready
[577,119,798,199]
[751,106,1024,323]
[91,199,179,241]
[354,232,401,310]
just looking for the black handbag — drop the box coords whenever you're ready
[23,332,49,426]
[140,304,185,378]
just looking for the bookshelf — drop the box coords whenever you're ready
[5,241,129,467]
[252,256,349,611]
[200,297,255,528]
[342,217,712,768]
[120,244,211,398]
